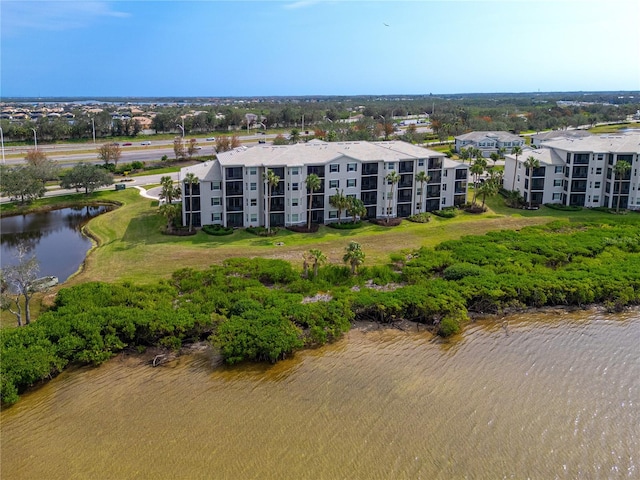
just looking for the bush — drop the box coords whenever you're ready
[443,263,486,281]
[464,204,487,214]
[438,316,462,337]
[545,203,582,211]
[202,224,233,236]
[326,221,363,230]
[246,226,279,236]
[407,212,431,223]
[287,223,319,233]
[432,208,457,218]
[369,217,402,226]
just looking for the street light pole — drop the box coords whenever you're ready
[92,117,96,145]
[31,128,38,150]
[0,126,5,164]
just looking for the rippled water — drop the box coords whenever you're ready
[2,309,639,479]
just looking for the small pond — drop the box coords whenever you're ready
[1,205,113,283]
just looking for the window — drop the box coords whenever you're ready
[250,198,257,207]
[552,193,561,201]
[386,162,395,170]
[596,167,602,175]
[329,164,340,173]
[442,184,447,191]
[555,166,563,174]
[418,159,425,167]
[291,167,300,175]
[329,180,339,189]
[212,213,221,221]
[250,214,258,222]
[328,210,338,219]
[211,197,221,206]
[443,170,448,177]
[249,167,257,175]
[594,182,601,188]
[593,195,600,202]
[347,179,356,188]
[212,181,221,190]
[292,198,299,206]
[347,194,356,199]
[250,182,257,191]
[416,188,422,195]
[347,163,357,172]
[441,198,446,205]
[554,179,563,187]
[292,182,299,191]
[597,154,604,161]
[291,213,299,222]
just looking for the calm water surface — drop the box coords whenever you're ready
[0,206,111,282]
[1,309,638,479]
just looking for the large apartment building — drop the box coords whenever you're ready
[504,133,640,210]
[454,131,525,158]
[180,140,469,228]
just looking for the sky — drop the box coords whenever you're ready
[1,0,639,98]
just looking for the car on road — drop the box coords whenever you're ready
[258,140,266,144]
[206,137,216,141]
[194,146,202,150]
[141,141,151,146]
[122,142,132,146]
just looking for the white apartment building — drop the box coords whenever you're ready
[454,131,525,158]
[180,140,469,228]
[504,133,640,210]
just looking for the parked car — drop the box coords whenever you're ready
[141,141,151,146]
[122,142,132,146]
[206,137,216,141]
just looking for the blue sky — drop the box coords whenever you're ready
[2,0,639,97]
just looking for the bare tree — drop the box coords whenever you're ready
[1,243,40,326]
[97,143,122,169]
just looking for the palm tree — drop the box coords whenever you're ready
[159,175,181,205]
[415,171,430,213]
[159,203,180,233]
[477,173,500,209]
[343,241,365,275]
[183,172,199,232]
[385,170,400,223]
[305,173,321,230]
[510,145,523,191]
[459,147,471,164]
[470,157,487,205]
[523,155,540,209]
[489,152,500,167]
[308,249,326,278]
[263,169,280,234]
[614,160,631,213]
[346,197,366,223]
[329,188,349,224]
[289,128,300,144]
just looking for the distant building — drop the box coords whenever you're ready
[454,131,525,157]
[530,129,592,148]
[180,140,469,228]
[504,133,639,210]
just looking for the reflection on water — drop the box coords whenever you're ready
[0,206,112,282]
[1,309,638,479]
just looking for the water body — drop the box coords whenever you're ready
[0,206,112,283]
[2,309,638,479]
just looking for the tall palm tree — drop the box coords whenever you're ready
[329,188,348,224]
[346,197,366,223]
[385,170,400,223]
[289,128,300,144]
[614,160,631,213]
[470,157,487,205]
[343,241,365,275]
[263,169,280,234]
[459,147,471,164]
[510,145,523,191]
[523,155,540,209]
[305,173,321,230]
[159,175,180,205]
[477,172,501,209]
[415,171,430,213]
[308,249,326,278]
[183,172,199,232]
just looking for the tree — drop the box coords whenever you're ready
[477,170,501,209]
[0,165,46,204]
[308,249,326,278]
[159,175,181,205]
[510,145,523,191]
[329,188,349,224]
[343,241,365,275]
[263,169,280,234]
[173,137,185,160]
[415,171,430,213]
[0,243,40,326]
[523,155,540,209]
[187,139,198,158]
[272,134,288,146]
[289,128,300,144]
[97,142,122,170]
[159,203,180,233]
[183,172,199,232]
[470,157,487,205]
[385,170,400,222]
[346,197,366,223]
[305,173,321,230]
[60,163,113,194]
[614,160,631,213]
[24,149,59,187]
[489,152,500,167]
[459,147,471,164]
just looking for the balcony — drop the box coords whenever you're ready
[361,177,377,190]
[362,162,379,175]
[399,161,414,174]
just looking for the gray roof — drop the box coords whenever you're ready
[215,140,448,168]
[542,133,640,153]
[505,147,562,166]
[531,129,593,142]
[455,131,523,142]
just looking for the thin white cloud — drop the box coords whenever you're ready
[283,0,321,8]
[1,1,130,36]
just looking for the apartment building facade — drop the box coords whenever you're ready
[180,140,469,228]
[504,133,640,210]
[454,131,525,158]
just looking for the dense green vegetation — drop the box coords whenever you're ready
[2,220,639,405]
